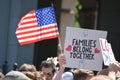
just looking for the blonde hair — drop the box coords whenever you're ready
[25,71,46,80]
[97,68,109,75]
[0,72,4,78]
[73,69,94,80]
[19,63,37,72]
[90,75,112,80]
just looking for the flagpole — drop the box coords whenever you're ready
[58,37,63,54]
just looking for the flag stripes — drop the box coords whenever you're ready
[16,7,59,45]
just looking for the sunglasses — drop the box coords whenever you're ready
[44,72,53,77]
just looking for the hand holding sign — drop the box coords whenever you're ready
[99,38,116,66]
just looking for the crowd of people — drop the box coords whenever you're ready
[0,53,120,80]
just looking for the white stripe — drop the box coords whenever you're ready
[40,24,57,29]
[40,27,58,33]
[17,27,58,38]
[39,32,59,38]
[21,18,37,23]
[22,13,35,19]
[19,37,39,43]
[16,27,40,34]
[16,24,58,34]
[18,23,38,28]
[17,31,40,38]
[19,32,59,43]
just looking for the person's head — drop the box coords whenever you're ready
[0,72,4,78]
[25,71,46,80]
[73,69,94,80]
[13,63,18,71]
[40,60,56,80]
[90,75,112,80]
[97,68,109,75]
[35,71,46,80]
[3,71,30,80]
[19,63,37,73]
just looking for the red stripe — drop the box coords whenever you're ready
[17,34,40,40]
[17,29,58,40]
[22,15,36,20]
[21,10,35,20]
[16,25,58,35]
[16,25,38,31]
[40,29,59,35]
[20,39,40,45]
[41,25,57,30]
[16,29,40,35]
[19,20,37,26]
[16,9,59,45]
[20,35,59,45]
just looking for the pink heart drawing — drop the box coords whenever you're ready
[94,48,100,54]
[66,45,72,51]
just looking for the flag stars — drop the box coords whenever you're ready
[36,7,56,27]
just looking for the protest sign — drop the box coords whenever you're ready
[99,38,116,66]
[64,27,107,71]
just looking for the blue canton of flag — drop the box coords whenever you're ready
[36,6,57,27]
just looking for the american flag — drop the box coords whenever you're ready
[16,6,59,45]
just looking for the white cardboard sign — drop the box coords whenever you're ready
[64,27,107,71]
[99,38,116,66]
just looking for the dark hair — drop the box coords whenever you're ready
[64,67,72,72]
[40,60,56,73]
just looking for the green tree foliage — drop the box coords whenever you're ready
[74,0,82,28]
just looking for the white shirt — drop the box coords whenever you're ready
[62,71,73,80]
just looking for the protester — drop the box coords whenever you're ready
[25,71,35,80]
[90,75,112,80]
[73,68,94,80]
[97,61,120,80]
[25,71,46,80]
[39,60,56,80]
[19,63,37,73]
[46,57,59,68]
[0,72,4,78]
[3,71,31,80]
[2,61,8,75]
[13,62,18,71]
[52,53,74,80]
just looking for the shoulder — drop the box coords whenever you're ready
[62,71,73,80]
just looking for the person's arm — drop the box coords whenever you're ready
[52,54,66,80]
[108,71,116,80]
[108,61,120,80]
